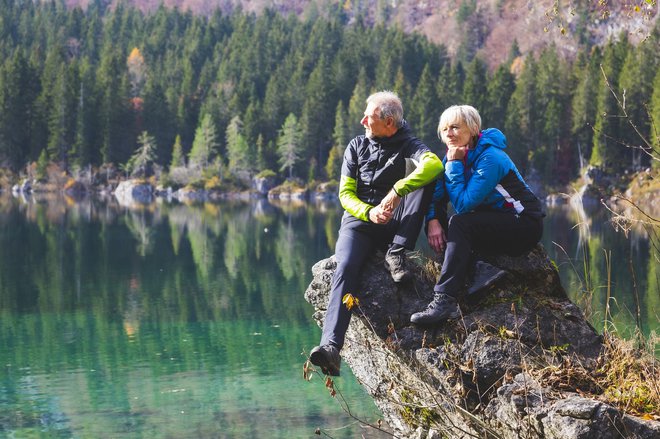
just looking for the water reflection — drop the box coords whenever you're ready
[0,193,656,437]
[0,194,383,438]
[542,202,658,340]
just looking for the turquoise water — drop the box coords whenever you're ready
[0,195,656,437]
[0,196,386,438]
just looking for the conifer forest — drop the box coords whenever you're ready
[0,0,658,189]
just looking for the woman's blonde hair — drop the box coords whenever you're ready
[437,105,482,140]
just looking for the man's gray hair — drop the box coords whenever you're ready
[366,91,404,128]
[437,105,482,139]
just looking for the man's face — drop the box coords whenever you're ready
[361,102,390,139]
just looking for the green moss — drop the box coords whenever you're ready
[398,389,441,430]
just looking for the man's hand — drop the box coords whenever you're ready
[427,219,447,254]
[379,189,401,215]
[368,204,394,224]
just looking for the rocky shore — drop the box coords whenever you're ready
[304,246,660,438]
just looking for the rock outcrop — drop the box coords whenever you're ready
[304,245,660,438]
[114,180,154,206]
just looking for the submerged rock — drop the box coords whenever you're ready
[304,245,660,438]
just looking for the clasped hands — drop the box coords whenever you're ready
[368,189,401,224]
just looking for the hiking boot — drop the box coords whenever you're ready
[309,344,341,376]
[467,261,507,295]
[384,249,412,283]
[410,293,460,325]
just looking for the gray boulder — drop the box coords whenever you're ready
[304,245,659,438]
[114,180,154,206]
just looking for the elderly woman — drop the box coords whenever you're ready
[411,105,545,325]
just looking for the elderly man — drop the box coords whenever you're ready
[309,91,442,376]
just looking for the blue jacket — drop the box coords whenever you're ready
[427,128,544,223]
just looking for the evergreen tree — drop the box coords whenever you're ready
[126,131,158,178]
[277,113,302,179]
[189,114,219,170]
[504,54,539,173]
[300,56,335,174]
[650,68,660,171]
[571,48,601,169]
[618,35,659,169]
[410,64,437,147]
[534,47,571,184]
[484,64,514,129]
[72,58,100,168]
[47,59,78,167]
[462,57,489,113]
[436,62,464,112]
[326,101,349,180]
[36,149,49,181]
[0,49,36,168]
[347,68,369,138]
[143,79,175,166]
[97,46,132,165]
[225,115,252,179]
[591,36,630,168]
[170,134,185,169]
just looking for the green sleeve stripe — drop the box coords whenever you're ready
[339,175,372,221]
[393,151,443,196]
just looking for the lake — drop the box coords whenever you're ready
[0,194,656,438]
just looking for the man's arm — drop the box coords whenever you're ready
[392,151,443,197]
[338,174,373,222]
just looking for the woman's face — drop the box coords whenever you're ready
[440,119,472,148]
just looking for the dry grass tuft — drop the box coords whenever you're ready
[533,331,659,419]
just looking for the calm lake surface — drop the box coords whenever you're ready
[0,194,657,438]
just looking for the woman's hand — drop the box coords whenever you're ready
[446,145,469,161]
[427,219,447,254]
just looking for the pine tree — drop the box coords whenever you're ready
[36,149,49,182]
[72,58,100,168]
[189,114,219,170]
[571,48,601,169]
[347,68,369,138]
[326,101,349,180]
[591,36,630,168]
[300,56,335,172]
[436,62,465,113]
[504,54,539,173]
[462,57,489,113]
[618,35,658,169]
[650,68,660,171]
[170,135,185,169]
[484,65,514,129]
[126,131,158,178]
[277,113,302,179]
[534,47,571,184]
[0,49,36,168]
[410,64,437,147]
[225,115,252,179]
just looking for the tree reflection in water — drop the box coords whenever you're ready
[0,193,655,438]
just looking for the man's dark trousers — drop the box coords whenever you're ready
[320,184,434,350]
[434,211,544,298]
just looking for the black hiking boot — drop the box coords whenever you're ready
[309,344,341,376]
[410,293,460,325]
[384,247,412,283]
[467,261,507,295]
